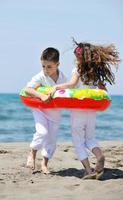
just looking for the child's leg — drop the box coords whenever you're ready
[85,111,105,177]
[70,110,96,178]
[81,158,93,174]
[27,109,48,170]
[41,119,60,173]
[30,109,48,150]
[92,147,105,173]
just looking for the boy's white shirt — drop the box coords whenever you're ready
[27,70,67,88]
[26,69,67,122]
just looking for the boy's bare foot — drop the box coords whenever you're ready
[26,152,35,170]
[26,150,37,170]
[41,157,50,174]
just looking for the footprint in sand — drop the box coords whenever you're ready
[0,150,8,154]
[63,149,69,152]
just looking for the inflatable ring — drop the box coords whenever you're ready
[20,86,111,111]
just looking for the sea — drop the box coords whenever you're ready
[0,94,123,143]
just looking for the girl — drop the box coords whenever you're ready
[51,41,120,179]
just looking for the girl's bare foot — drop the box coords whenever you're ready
[96,170,104,180]
[95,155,105,172]
[83,170,97,180]
[95,155,105,179]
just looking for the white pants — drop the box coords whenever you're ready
[70,110,99,161]
[30,109,61,159]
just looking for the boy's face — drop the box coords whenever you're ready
[41,60,59,77]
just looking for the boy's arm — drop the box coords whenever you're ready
[25,86,51,102]
[25,73,51,102]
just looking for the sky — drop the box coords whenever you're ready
[0,0,123,94]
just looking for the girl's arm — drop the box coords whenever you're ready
[49,73,79,98]
[55,73,79,90]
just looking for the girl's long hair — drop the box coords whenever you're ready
[73,39,120,85]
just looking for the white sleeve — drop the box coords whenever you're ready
[26,73,42,88]
[59,71,68,83]
[62,74,67,83]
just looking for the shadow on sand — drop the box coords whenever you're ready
[50,167,123,180]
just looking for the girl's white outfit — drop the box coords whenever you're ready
[70,68,99,161]
[26,70,66,159]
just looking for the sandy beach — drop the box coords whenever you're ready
[0,141,123,200]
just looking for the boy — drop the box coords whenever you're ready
[25,47,66,173]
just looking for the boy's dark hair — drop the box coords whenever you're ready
[41,47,59,63]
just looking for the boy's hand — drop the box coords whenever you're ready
[39,94,52,103]
[49,86,57,98]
